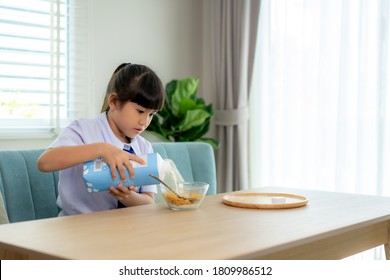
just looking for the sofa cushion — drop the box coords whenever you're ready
[0,149,59,223]
[0,191,9,224]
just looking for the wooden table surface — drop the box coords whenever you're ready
[0,187,389,260]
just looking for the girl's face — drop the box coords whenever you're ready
[107,95,157,142]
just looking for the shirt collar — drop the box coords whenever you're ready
[98,112,141,154]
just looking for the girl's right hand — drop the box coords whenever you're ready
[100,143,146,182]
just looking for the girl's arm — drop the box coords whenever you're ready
[37,143,107,172]
[37,143,145,181]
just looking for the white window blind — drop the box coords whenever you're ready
[0,0,69,138]
[0,0,92,139]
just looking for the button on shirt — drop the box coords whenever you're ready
[49,112,157,216]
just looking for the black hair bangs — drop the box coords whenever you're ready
[131,89,165,111]
[130,72,165,111]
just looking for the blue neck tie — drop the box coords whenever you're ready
[123,143,134,154]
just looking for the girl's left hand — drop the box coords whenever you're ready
[109,184,138,202]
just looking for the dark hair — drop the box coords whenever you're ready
[101,63,165,112]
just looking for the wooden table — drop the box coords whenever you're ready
[0,187,389,260]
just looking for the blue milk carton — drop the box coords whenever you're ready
[83,153,171,193]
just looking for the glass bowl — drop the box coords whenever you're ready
[160,182,209,210]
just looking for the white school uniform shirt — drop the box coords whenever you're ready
[49,112,156,216]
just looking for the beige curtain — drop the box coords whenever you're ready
[212,0,260,193]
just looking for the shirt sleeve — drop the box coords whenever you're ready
[49,121,85,148]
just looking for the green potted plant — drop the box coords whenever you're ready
[146,77,219,149]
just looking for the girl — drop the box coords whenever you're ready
[37,63,165,216]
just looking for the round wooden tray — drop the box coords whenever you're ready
[222,192,308,209]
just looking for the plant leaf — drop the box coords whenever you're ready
[180,121,210,140]
[171,77,200,116]
[165,80,177,96]
[175,77,199,98]
[179,98,206,116]
[178,109,210,132]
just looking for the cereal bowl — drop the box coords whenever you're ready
[160,182,209,210]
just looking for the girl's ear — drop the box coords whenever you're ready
[108,93,119,110]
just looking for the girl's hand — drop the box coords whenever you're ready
[109,184,138,202]
[100,143,146,182]
[109,184,154,207]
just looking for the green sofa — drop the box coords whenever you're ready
[0,142,216,223]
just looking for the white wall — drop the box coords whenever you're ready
[0,0,214,150]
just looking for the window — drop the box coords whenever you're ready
[0,0,91,140]
[0,0,68,137]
